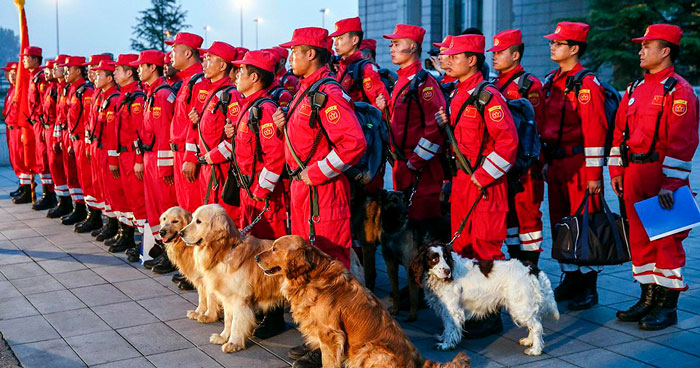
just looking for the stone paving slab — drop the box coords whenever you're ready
[0,162,699,367]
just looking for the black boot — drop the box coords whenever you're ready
[61,202,87,225]
[47,196,73,218]
[109,225,135,253]
[463,311,503,339]
[517,250,541,268]
[96,218,119,242]
[104,223,125,246]
[10,184,24,197]
[569,271,599,310]
[74,208,103,233]
[288,344,311,361]
[554,271,582,302]
[12,185,34,204]
[254,306,286,339]
[144,253,164,270]
[639,287,679,331]
[178,279,195,290]
[172,272,187,283]
[126,244,142,263]
[291,349,322,368]
[617,284,656,322]
[152,253,176,274]
[32,186,57,210]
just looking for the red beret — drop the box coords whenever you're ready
[114,54,139,67]
[201,41,237,64]
[131,50,165,67]
[20,46,42,57]
[233,50,276,73]
[433,35,453,49]
[1,62,18,71]
[488,29,522,52]
[329,17,362,37]
[383,24,426,44]
[441,34,485,55]
[280,27,329,49]
[84,54,113,67]
[61,56,87,67]
[54,54,69,65]
[165,32,204,50]
[544,22,590,43]
[632,24,682,46]
[360,39,376,52]
[93,60,116,72]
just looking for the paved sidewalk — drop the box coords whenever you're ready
[0,163,699,367]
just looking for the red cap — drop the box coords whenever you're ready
[84,54,113,66]
[1,62,18,71]
[280,27,329,49]
[201,41,237,64]
[329,17,362,37]
[131,50,165,67]
[360,38,376,52]
[441,34,485,55]
[233,50,276,73]
[632,24,682,46]
[93,60,116,72]
[62,56,87,67]
[488,29,522,52]
[544,22,590,43]
[164,52,172,64]
[165,32,204,49]
[235,47,249,61]
[54,54,69,65]
[271,46,288,60]
[114,54,139,67]
[45,60,56,69]
[383,24,426,44]
[20,46,42,57]
[433,35,453,48]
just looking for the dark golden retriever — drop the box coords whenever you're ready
[256,235,471,368]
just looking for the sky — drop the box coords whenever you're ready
[0,0,359,58]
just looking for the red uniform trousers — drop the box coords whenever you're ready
[199,163,238,223]
[46,129,68,197]
[10,127,32,185]
[89,144,110,215]
[72,139,94,208]
[392,159,443,221]
[62,132,83,203]
[505,168,545,252]
[143,151,177,234]
[173,149,202,213]
[240,186,287,240]
[118,151,147,232]
[102,153,127,223]
[623,160,688,290]
[33,124,53,189]
[289,179,352,269]
[451,170,507,261]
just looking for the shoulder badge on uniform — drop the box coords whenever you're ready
[40,84,45,93]
[528,92,541,107]
[422,86,434,101]
[132,103,143,114]
[106,111,115,122]
[152,106,162,119]
[673,99,688,116]
[578,89,591,104]
[228,102,240,117]
[71,96,78,104]
[363,77,373,91]
[208,101,217,113]
[197,90,208,103]
[325,105,341,124]
[261,122,275,139]
[84,96,92,106]
[487,105,504,122]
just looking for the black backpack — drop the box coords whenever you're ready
[377,67,398,95]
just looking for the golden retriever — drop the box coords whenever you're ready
[256,235,471,368]
[159,206,220,323]
[179,204,284,353]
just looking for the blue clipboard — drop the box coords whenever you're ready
[634,186,700,241]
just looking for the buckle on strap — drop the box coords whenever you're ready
[169,143,180,152]
[629,152,659,164]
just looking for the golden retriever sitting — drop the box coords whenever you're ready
[159,207,220,323]
[179,204,284,353]
[256,235,471,368]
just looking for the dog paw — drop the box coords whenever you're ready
[525,348,542,356]
[210,334,227,345]
[434,334,444,342]
[198,314,218,324]
[222,342,245,353]
[519,337,533,347]
[186,310,200,320]
[436,342,456,351]
[404,314,417,322]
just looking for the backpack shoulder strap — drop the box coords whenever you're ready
[185,72,205,105]
[568,68,593,94]
[517,72,534,97]
[147,83,176,108]
[497,70,525,93]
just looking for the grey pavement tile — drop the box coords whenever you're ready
[517,358,579,368]
[419,347,503,368]
[199,343,290,368]
[66,330,141,366]
[29,223,67,236]
[0,247,33,265]
[23,244,69,261]
[93,357,156,368]
[0,261,48,280]
[45,232,92,247]
[37,256,87,274]
[10,274,65,295]
[137,294,196,322]
[11,338,86,368]
[0,280,22,299]
[118,322,194,356]
[249,326,304,365]
[25,289,86,314]
[53,268,107,289]
[0,315,60,345]
[649,330,700,357]
[500,325,596,357]
[92,264,149,283]
[0,296,39,320]
[544,313,638,348]
[146,347,223,368]
[10,236,55,250]
[166,318,226,347]
[1,228,41,240]
[92,301,160,329]
[572,304,681,338]
[607,339,700,368]
[60,241,105,253]
[455,334,550,366]
[72,252,127,268]
[44,307,111,338]
[71,283,131,307]
[559,348,652,368]
[113,277,175,301]
[180,291,199,305]
[677,310,700,330]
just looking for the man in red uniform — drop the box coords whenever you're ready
[376,24,446,238]
[359,38,377,64]
[542,22,608,310]
[489,29,546,265]
[166,32,208,213]
[435,34,519,337]
[41,60,70,213]
[432,35,458,86]
[610,24,698,331]
[263,49,293,108]
[186,41,241,222]
[271,46,299,95]
[272,28,366,367]
[61,56,94,225]
[2,62,25,198]
[163,53,181,89]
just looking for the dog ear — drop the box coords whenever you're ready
[285,247,313,280]
[208,211,238,247]
[409,246,429,287]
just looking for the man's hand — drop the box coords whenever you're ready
[109,165,120,179]
[587,180,602,195]
[53,144,61,153]
[134,163,144,181]
[272,107,287,130]
[163,175,174,186]
[67,145,74,155]
[376,94,387,111]
[299,168,313,186]
[188,108,200,125]
[611,176,623,197]
[471,175,483,191]
[435,107,448,128]
[658,188,674,209]
[85,150,91,161]
[224,122,235,139]
[182,161,198,182]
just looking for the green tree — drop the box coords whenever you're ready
[0,27,20,68]
[131,0,189,52]
[575,0,700,89]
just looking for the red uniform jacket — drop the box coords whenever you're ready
[96,85,120,163]
[3,85,16,126]
[142,77,177,178]
[86,89,104,145]
[55,81,68,144]
[266,80,293,108]
[277,69,299,95]
[171,63,208,158]
[66,78,94,141]
[450,72,519,190]
[112,82,145,166]
[610,66,699,191]
[542,62,607,181]
[336,51,389,110]
[42,81,59,146]
[494,65,545,123]
[208,87,285,199]
[189,77,241,163]
[27,69,47,125]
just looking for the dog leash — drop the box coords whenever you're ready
[240,198,270,236]
[448,194,483,246]
[407,171,421,208]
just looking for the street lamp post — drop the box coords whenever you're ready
[204,26,211,47]
[239,3,244,46]
[253,18,261,49]
[320,8,329,28]
[55,0,60,54]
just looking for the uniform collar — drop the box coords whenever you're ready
[70,77,86,88]
[644,65,675,84]
[208,75,231,90]
[553,61,584,82]
[144,77,166,94]
[340,51,363,66]
[102,84,119,96]
[397,60,422,80]
[242,87,269,104]
[177,62,203,80]
[457,72,484,94]
[497,64,524,84]
[119,81,139,93]
[299,65,331,89]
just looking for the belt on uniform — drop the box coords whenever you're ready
[42,123,50,129]
[7,126,14,130]
[170,143,182,152]
[117,146,132,153]
[548,145,584,160]
[70,134,80,141]
[629,151,659,164]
